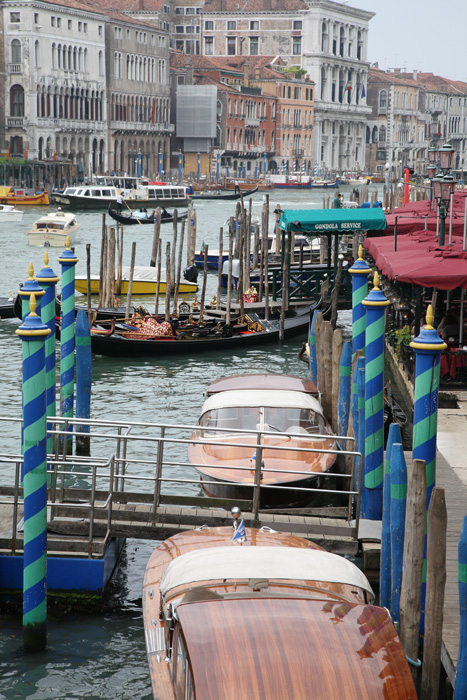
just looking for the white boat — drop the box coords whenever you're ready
[0,204,24,222]
[52,178,189,210]
[28,210,80,247]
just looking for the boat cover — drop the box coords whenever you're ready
[160,545,373,597]
[279,208,388,234]
[200,389,324,416]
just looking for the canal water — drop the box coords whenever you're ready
[0,185,380,699]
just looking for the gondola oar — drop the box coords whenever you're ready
[124,199,142,225]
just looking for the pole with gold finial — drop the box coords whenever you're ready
[361,270,390,519]
[17,262,45,321]
[16,293,50,651]
[58,237,79,448]
[36,252,59,453]
[410,303,446,631]
[348,244,370,359]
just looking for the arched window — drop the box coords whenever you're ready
[372,126,378,143]
[34,40,40,67]
[99,51,103,76]
[11,39,21,64]
[10,84,24,116]
[379,90,387,110]
[51,43,56,69]
[379,125,386,143]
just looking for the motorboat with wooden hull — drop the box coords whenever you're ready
[189,185,258,201]
[0,186,49,206]
[274,179,312,189]
[88,306,312,358]
[75,266,198,296]
[0,204,24,222]
[27,211,80,247]
[107,207,188,226]
[188,373,337,508]
[142,520,416,699]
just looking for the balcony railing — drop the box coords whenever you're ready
[245,117,260,127]
[110,120,174,133]
[9,64,22,74]
[292,148,304,156]
[7,117,24,127]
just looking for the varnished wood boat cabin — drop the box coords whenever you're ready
[188,373,337,507]
[142,516,417,699]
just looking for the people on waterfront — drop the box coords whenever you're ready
[116,192,124,213]
[333,190,342,208]
[437,311,460,338]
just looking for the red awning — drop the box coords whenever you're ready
[383,190,467,237]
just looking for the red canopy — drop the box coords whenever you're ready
[383,190,467,237]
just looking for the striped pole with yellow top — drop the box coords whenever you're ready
[348,245,370,359]
[58,238,79,442]
[410,303,446,629]
[36,253,59,454]
[16,294,50,651]
[18,262,45,321]
[361,271,390,520]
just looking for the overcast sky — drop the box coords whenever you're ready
[348,0,467,82]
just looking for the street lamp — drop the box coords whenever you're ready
[438,143,455,173]
[433,174,456,245]
[427,146,438,163]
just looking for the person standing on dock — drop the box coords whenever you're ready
[333,190,342,208]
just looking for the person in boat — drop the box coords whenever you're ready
[234,179,240,194]
[116,192,124,213]
[136,208,147,220]
[149,210,156,220]
[161,207,169,219]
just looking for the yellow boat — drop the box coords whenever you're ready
[0,186,49,206]
[75,266,198,296]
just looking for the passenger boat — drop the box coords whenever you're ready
[88,305,313,358]
[75,265,198,296]
[142,514,417,699]
[189,185,258,201]
[0,203,24,222]
[27,210,80,247]
[0,186,49,206]
[108,207,188,226]
[188,373,337,507]
[52,181,189,210]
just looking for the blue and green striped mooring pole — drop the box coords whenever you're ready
[349,245,370,359]
[36,253,59,454]
[455,515,467,700]
[16,293,51,652]
[337,341,352,437]
[410,303,446,628]
[18,262,45,321]
[308,310,319,384]
[361,271,390,520]
[58,239,79,445]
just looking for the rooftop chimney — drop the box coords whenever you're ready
[413,70,418,80]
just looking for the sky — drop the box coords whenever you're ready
[347,0,467,82]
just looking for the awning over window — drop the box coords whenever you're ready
[279,208,388,235]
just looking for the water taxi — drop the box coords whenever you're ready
[0,186,49,206]
[0,203,24,222]
[52,177,189,210]
[27,210,80,247]
[75,265,198,296]
[142,512,417,699]
[188,373,337,507]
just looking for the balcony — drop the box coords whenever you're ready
[292,148,304,156]
[7,117,24,127]
[245,117,260,127]
[36,117,105,133]
[9,64,22,74]
[111,120,175,134]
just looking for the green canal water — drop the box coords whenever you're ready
[0,185,386,699]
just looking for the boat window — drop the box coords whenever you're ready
[173,629,187,699]
[101,189,112,197]
[91,190,101,196]
[65,188,76,195]
[264,407,324,434]
[155,189,164,198]
[148,188,156,198]
[83,190,90,196]
[55,224,65,230]
[170,188,179,198]
[199,407,259,435]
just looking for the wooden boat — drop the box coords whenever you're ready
[27,210,80,247]
[0,186,49,206]
[75,265,198,296]
[188,373,337,507]
[274,179,312,189]
[225,177,274,191]
[88,305,313,358]
[312,179,340,188]
[0,203,24,222]
[142,517,417,699]
[189,185,258,201]
[107,207,188,226]
[52,182,189,210]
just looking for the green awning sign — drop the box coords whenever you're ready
[279,208,388,234]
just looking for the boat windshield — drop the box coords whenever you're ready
[199,406,324,436]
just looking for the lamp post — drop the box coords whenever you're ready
[433,174,456,246]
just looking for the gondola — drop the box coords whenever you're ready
[107,206,188,226]
[0,296,16,319]
[88,304,312,358]
[189,186,258,201]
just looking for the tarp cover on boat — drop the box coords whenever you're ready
[160,546,374,598]
[200,389,324,416]
[279,208,388,234]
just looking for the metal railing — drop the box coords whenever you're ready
[0,415,362,556]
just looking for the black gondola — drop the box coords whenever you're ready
[189,186,258,201]
[88,304,312,358]
[107,206,188,226]
[0,296,16,319]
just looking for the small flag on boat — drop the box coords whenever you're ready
[232,518,246,542]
